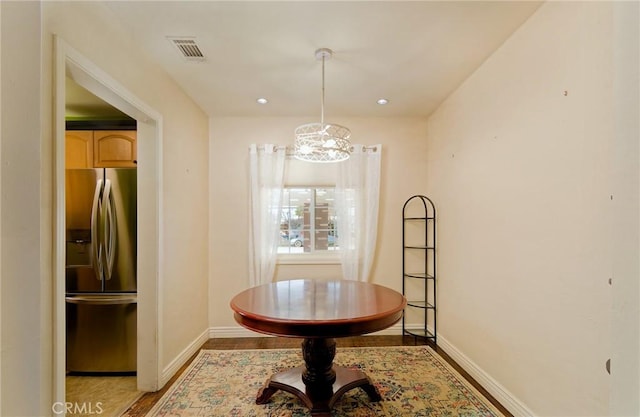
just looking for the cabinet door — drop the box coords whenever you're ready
[65,131,94,169]
[93,131,137,168]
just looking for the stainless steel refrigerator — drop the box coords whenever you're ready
[65,168,137,374]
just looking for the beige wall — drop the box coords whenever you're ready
[1,2,46,415]
[2,2,210,414]
[208,116,428,329]
[610,2,640,415]
[426,2,628,415]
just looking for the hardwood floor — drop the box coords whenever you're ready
[123,336,512,417]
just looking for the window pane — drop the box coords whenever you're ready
[278,188,311,254]
[278,187,338,254]
[314,188,338,251]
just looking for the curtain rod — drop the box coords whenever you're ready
[252,145,379,153]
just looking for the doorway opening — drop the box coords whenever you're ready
[53,36,163,408]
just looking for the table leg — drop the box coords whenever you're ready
[256,337,382,416]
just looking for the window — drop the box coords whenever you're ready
[278,187,338,254]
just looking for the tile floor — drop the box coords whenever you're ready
[66,376,141,417]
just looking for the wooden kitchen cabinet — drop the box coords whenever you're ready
[65,131,94,169]
[93,130,137,168]
[65,130,137,168]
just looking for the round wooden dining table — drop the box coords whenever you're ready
[230,279,407,416]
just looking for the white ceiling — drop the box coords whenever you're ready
[78,1,543,119]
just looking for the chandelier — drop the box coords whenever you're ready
[294,48,351,163]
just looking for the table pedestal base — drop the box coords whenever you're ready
[256,338,382,416]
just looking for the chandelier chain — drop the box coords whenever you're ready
[321,53,325,126]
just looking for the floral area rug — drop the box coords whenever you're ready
[142,346,505,417]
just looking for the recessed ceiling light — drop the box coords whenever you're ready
[377,98,389,105]
[256,98,268,104]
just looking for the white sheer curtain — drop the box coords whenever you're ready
[248,144,286,287]
[335,144,382,281]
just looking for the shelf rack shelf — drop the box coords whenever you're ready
[402,195,436,344]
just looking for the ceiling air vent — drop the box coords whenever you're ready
[168,37,205,62]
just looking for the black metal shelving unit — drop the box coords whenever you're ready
[402,195,436,344]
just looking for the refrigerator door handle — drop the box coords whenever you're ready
[103,179,117,281]
[65,294,137,305]
[91,178,104,281]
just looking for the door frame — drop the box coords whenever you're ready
[53,36,164,404]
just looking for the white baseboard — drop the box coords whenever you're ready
[210,326,264,338]
[209,323,405,339]
[159,328,210,387]
[436,333,535,417]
